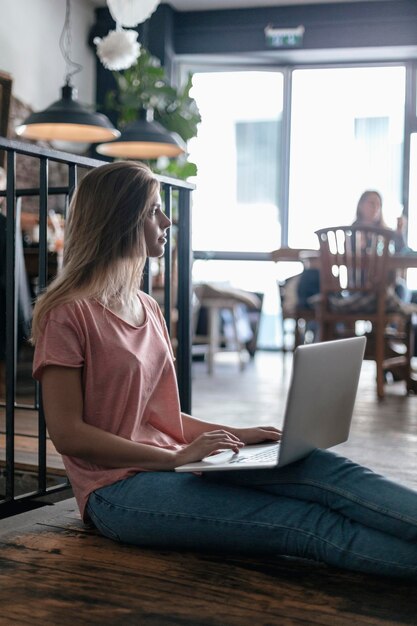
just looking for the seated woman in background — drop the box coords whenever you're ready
[352,189,407,253]
[296,189,409,310]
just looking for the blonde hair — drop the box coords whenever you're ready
[31,161,159,343]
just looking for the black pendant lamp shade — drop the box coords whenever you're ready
[96,108,186,159]
[15,84,120,143]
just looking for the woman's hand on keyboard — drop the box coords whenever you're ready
[230,426,281,445]
[175,430,244,465]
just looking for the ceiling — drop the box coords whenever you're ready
[91,0,385,11]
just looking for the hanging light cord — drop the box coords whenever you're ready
[59,0,82,86]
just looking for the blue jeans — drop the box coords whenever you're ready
[87,449,417,578]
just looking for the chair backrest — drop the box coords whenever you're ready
[314,225,396,314]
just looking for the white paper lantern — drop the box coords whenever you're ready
[94,28,141,70]
[107,0,160,27]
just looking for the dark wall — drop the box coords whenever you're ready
[171,1,417,56]
[89,1,417,115]
[91,1,417,59]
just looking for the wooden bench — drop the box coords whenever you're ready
[0,498,415,625]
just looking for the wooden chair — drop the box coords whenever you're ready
[278,276,317,351]
[314,225,414,399]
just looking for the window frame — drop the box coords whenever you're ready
[176,57,415,249]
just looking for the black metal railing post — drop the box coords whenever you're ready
[163,183,172,334]
[5,150,16,501]
[37,158,49,492]
[176,187,192,414]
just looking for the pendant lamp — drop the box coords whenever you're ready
[15,0,119,144]
[96,108,186,159]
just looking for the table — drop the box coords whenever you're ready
[387,254,417,271]
[271,248,417,272]
[270,248,317,263]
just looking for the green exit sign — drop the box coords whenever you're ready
[264,24,305,48]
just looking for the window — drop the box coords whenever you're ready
[189,70,283,255]
[288,66,406,249]
[188,70,284,347]
[236,119,280,204]
[185,64,408,348]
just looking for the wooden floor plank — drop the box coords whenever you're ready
[0,500,415,626]
[0,530,415,625]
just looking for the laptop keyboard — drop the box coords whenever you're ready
[229,444,280,464]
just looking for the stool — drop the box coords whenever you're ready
[201,297,247,375]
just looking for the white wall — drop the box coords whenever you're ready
[0,0,96,110]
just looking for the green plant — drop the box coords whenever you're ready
[107,48,201,179]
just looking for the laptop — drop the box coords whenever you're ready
[175,336,366,473]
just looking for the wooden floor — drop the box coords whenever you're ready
[1,350,417,625]
[0,497,416,626]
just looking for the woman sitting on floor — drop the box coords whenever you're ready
[31,162,417,579]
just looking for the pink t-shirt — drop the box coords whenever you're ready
[33,293,187,520]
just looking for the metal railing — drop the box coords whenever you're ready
[0,137,194,515]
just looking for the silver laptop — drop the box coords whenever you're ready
[175,336,366,473]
